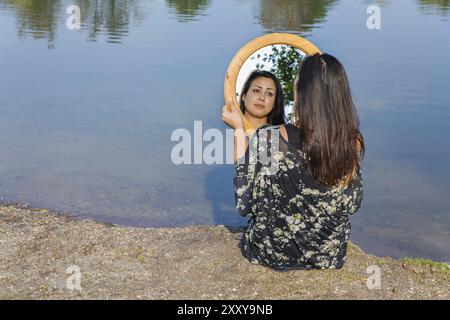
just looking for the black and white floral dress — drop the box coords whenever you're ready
[234,123,363,271]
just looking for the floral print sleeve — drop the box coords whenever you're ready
[234,132,259,218]
[234,160,254,218]
[234,124,364,271]
[344,166,364,215]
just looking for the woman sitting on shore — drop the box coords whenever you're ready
[222,53,365,271]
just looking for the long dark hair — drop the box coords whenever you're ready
[239,70,286,125]
[293,53,365,187]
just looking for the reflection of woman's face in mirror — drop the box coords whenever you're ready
[239,70,286,127]
[243,76,276,119]
[235,44,306,125]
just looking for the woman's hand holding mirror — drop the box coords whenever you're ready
[221,98,244,130]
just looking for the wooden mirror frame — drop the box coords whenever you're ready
[224,33,321,134]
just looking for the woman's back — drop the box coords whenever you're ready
[234,123,363,271]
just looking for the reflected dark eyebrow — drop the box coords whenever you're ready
[252,85,275,91]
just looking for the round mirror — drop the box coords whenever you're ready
[224,33,321,134]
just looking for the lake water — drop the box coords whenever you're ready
[0,0,449,262]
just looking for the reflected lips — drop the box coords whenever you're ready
[255,104,265,109]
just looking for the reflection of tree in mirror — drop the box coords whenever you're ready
[0,0,61,47]
[165,0,211,22]
[258,0,337,33]
[252,45,303,121]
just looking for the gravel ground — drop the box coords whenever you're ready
[0,203,449,300]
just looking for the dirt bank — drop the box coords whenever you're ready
[0,203,448,299]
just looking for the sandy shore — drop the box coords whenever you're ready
[0,202,449,299]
